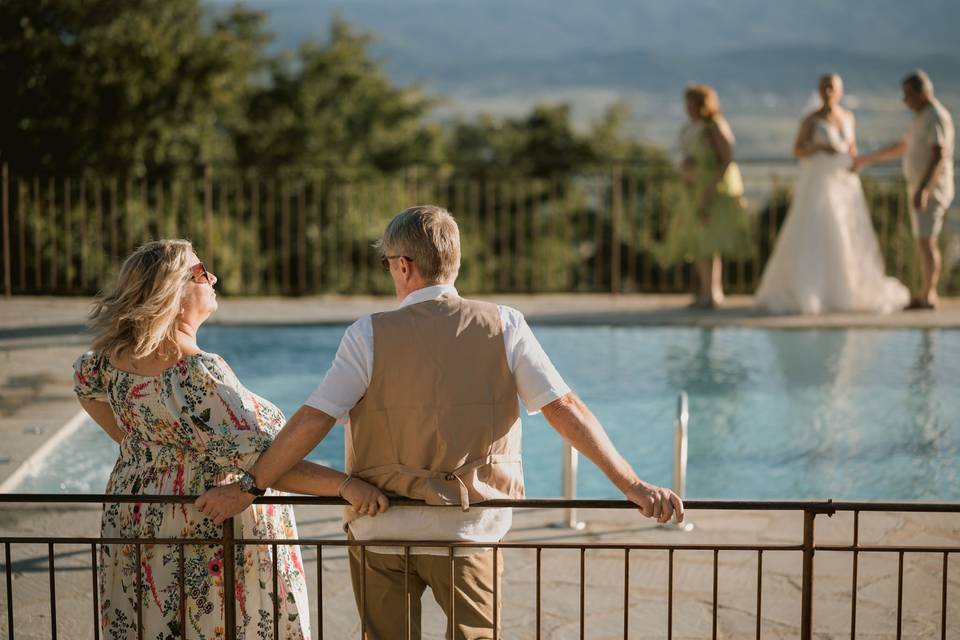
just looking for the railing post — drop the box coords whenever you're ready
[2,163,10,298]
[222,516,236,640]
[204,165,214,272]
[800,509,816,640]
[766,172,779,272]
[406,165,419,204]
[611,163,622,294]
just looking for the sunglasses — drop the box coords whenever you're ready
[188,262,214,285]
[380,255,415,271]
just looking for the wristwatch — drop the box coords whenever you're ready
[238,470,266,497]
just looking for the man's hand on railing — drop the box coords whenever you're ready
[196,483,254,524]
[624,480,684,524]
[339,476,390,517]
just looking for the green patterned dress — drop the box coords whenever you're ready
[659,119,754,261]
[73,351,310,640]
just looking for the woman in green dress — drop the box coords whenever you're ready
[662,84,753,307]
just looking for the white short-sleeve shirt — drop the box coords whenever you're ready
[305,284,571,554]
[904,99,955,204]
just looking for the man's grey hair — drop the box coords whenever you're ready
[376,205,461,283]
[903,69,934,95]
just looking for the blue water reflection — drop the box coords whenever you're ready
[19,326,960,500]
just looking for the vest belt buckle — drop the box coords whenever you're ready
[444,473,456,481]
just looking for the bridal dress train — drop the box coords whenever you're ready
[754,118,909,314]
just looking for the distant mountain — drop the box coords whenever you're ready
[212,0,960,98]
[411,46,960,99]
[214,0,960,63]
[209,1,960,156]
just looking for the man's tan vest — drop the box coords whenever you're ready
[346,294,524,517]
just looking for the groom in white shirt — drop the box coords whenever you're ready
[198,205,682,639]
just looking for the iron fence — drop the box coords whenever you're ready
[2,161,952,299]
[1,495,958,639]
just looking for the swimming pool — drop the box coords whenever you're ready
[17,326,960,500]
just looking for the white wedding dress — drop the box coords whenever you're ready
[754,117,910,314]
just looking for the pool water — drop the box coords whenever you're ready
[17,326,960,500]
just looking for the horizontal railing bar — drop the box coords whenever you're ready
[0,536,241,545]
[2,494,959,512]
[0,535,805,551]
[0,157,907,177]
[818,545,957,553]
[5,536,956,553]
[222,540,808,552]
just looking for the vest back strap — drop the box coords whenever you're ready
[354,453,522,511]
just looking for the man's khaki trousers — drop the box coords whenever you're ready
[348,544,502,640]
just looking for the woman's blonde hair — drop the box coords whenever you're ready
[89,239,195,361]
[685,84,721,119]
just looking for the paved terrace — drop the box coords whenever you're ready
[1,295,959,638]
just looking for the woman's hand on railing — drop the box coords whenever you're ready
[340,476,390,517]
[196,483,254,524]
[623,480,684,524]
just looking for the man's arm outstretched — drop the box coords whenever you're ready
[541,392,684,524]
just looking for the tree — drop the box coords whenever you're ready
[233,18,440,180]
[445,101,669,179]
[0,0,269,177]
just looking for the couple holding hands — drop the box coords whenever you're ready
[75,206,682,639]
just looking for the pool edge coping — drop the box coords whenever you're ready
[0,409,89,494]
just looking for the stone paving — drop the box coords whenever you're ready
[1,294,959,638]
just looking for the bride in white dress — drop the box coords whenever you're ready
[755,74,910,314]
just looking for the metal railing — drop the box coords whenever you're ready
[2,161,951,298]
[1,494,957,639]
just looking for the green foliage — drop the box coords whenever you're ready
[444,101,668,180]
[0,0,269,177]
[1,1,665,182]
[233,18,441,180]
[2,1,773,297]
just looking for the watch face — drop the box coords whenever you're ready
[240,473,254,492]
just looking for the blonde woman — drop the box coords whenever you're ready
[660,84,753,307]
[73,239,388,639]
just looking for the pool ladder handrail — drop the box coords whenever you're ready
[673,391,689,497]
[561,441,586,529]
[668,391,695,531]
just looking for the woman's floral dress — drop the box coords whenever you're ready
[73,351,310,640]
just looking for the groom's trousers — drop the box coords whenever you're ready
[348,544,502,640]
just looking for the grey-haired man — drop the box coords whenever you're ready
[854,70,955,309]
[198,205,683,639]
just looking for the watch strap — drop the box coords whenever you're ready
[240,471,266,497]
